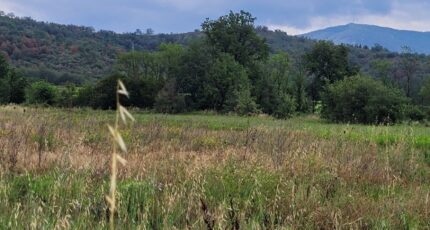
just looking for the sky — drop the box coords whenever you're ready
[1,0,430,35]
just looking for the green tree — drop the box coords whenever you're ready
[0,54,9,78]
[267,51,290,94]
[256,51,297,117]
[202,11,269,67]
[371,59,392,85]
[305,41,358,101]
[177,40,215,110]
[419,77,430,105]
[322,75,409,124]
[75,84,96,107]
[56,84,77,107]
[0,78,11,104]
[292,67,309,113]
[158,43,184,78]
[0,56,27,104]
[231,87,259,116]
[154,78,186,113]
[8,69,27,104]
[26,81,58,105]
[203,53,252,111]
[272,93,296,119]
[399,46,418,98]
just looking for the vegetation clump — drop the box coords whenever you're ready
[321,75,409,124]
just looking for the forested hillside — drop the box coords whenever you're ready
[0,13,200,83]
[1,11,430,122]
[1,12,428,88]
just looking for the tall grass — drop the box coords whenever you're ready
[0,106,429,228]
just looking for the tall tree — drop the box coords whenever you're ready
[0,54,27,104]
[0,54,9,78]
[203,53,250,111]
[419,77,430,106]
[371,59,392,85]
[399,46,418,98]
[201,11,269,67]
[305,41,357,101]
[256,51,295,115]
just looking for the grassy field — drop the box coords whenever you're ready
[1,106,430,229]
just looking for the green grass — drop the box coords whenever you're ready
[1,106,430,228]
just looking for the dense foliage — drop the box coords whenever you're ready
[321,76,409,124]
[1,10,430,123]
[304,41,358,101]
[25,81,58,105]
[0,54,27,104]
[1,12,429,91]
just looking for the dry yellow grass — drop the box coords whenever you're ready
[0,105,429,228]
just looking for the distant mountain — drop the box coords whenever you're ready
[302,23,430,54]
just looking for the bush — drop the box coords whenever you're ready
[273,93,296,119]
[26,81,58,105]
[321,75,409,124]
[405,105,425,121]
[154,78,186,113]
[232,87,260,116]
[75,84,96,107]
[56,84,78,107]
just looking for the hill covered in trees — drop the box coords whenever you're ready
[1,11,430,123]
[2,12,428,88]
[0,12,200,83]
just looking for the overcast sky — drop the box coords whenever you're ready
[1,0,429,35]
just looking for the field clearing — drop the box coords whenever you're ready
[1,106,430,229]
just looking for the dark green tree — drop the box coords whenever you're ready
[75,84,96,107]
[26,81,58,105]
[322,75,409,124]
[154,78,186,113]
[0,55,27,104]
[399,46,418,98]
[91,74,122,109]
[0,54,9,78]
[255,51,297,117]
[292,67,309,113]
[419,77,430,106]
[230,86,259,116]
[7,69,27,104]
[203,53,252,111]
[177,40,215,110]
[305,41,358,101]
[56,84,78,107]
[202,11,269,67]
[371,59,392,85]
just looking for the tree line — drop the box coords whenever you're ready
[1,11,429,124]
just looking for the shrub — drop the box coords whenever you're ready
[273,93,296,119]
[321,75,409,124]
[405,105,425,121]
[75,84,96,107]
[154,78,186,113]
[25,81,58,105]
[234,88,260,116]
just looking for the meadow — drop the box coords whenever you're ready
[0,105,430,229]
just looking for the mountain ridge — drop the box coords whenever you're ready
[302,23,430,54]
